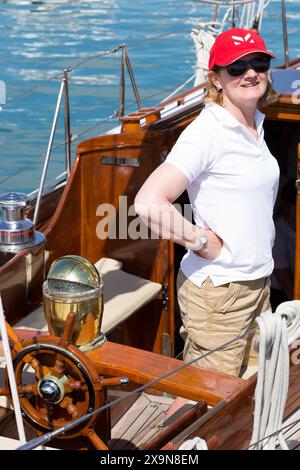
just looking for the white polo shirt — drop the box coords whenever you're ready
[166,103,280,287]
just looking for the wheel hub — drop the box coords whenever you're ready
[38,375,65,404]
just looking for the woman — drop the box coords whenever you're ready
[134,27,279,379]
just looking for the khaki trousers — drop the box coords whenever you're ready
[177,270,271,377]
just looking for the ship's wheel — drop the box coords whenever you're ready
[0,313,125,450]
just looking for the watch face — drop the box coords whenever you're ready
[192,233,208,251]
[200,235,208,244]
[200,235,208,250]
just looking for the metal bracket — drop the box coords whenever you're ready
[162,284,169,310]
[100,156,141,167]
[25,252,32,301]
[162,333,172,357]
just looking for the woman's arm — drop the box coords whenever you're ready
[134,162,222,259]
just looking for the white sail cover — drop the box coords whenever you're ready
[191,28,216,86]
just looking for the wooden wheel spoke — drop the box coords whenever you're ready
[29,357,50,381]
[83,428,108,450]
[58,312,76,348]
[5,321,49,378]
[63,379,101,393]
[5,321,24,353]
[21,397,50,426]
[59,396,81,419]
[0,384,39,397]
[1,384,39,396]
[63,380,85,393]
[2,331,106,446]
[0,386,10,396]
[50,354,66,379]
[17,384,39,396]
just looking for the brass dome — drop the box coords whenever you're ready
[43,255,104,350]
[46,255,102,293]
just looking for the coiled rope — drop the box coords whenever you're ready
[179,436,208,450]
[250,301,300,450]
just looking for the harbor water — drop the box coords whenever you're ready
[0,0,299,193]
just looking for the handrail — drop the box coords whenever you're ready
[63,69,72,178]
[33,78,65,226]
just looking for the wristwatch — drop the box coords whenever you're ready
[193,233,208,251]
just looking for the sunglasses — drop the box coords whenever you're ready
[218,57,271,77]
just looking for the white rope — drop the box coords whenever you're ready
[254,0,270,31]
[0,296,27,444]
[179,436,208,450]
[250,301,300,450]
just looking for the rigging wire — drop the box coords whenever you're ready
[0,79,193,190]
[71,33,177,71]
[193,0,256,5]
[16,309,300,451]
[6,304,300,451]
[0,1,269,113]
[5,298,300,450]
[0,2,267,188]
[16,325,257,450]
[4,72,64,106]
[0,112,118,188]
[2,32,179,109]
[0,31,192,190]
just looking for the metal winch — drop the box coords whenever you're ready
[0,192,45,252]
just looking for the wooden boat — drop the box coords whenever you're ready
[0,10,300,450]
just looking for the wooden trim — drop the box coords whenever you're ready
[263,100,300,122]
[44,154,82,269]
[276,57,300,69]
[159,82,207,107]
[87,340,246,406]
[143,400,207,450]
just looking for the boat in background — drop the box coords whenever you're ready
[0,0,300,451]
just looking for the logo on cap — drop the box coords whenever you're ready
[231,33,255,46]
[208,28,274,71]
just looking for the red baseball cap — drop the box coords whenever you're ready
[208,28,275,71]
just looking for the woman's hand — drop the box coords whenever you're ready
[194,229,223,260]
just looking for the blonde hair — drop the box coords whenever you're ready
[203,71,279,109]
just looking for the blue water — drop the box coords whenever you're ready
[0,0,299,193]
